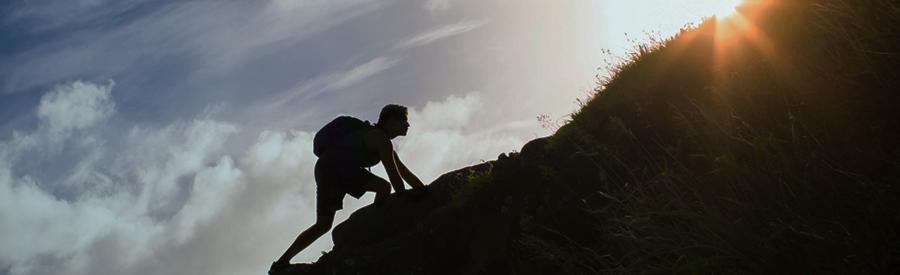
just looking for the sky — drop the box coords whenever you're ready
[0,0,740,274]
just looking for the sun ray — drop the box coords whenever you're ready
[712,0,745,19]
[712,0,783,83]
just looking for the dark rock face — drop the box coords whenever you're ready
[308,162,501,274]
[292,134,607,274]
[292,137,556,275]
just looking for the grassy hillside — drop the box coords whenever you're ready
[299,0,900,273]
[543,0,900,272]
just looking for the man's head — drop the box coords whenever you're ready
[376,104,409,139]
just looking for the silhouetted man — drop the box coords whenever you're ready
[269,104,426,274]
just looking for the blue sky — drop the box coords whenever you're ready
[0,0,737,274]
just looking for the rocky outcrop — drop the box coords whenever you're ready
[284,136,562,274]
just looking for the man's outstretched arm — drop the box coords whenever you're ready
[375,135,406,192]
[393,151,425,189]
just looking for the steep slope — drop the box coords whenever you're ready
[291,0,900,273]
[303,138,563,274]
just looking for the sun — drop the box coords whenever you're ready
[711,0,745,20]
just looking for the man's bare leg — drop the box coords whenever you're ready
[364,177,391,206]
[272,178,389,271]
[274,213,334,266]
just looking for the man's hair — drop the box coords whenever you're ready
[377,104,407,124]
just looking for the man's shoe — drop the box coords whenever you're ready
[268,261,290,275]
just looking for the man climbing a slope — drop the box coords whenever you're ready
[269,104,427,274]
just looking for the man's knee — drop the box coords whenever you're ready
[312,223,331,234]
[367,178,390,194]
[377,181,390,194]
[313,215,334,233]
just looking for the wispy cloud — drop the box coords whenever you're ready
[249,56,401,116]
[394,20,487,50]
[331,57,401,90]
[1,0,145,33]
[424,0,452,14]
[0,0,384,95]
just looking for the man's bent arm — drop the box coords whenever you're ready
[393,151,424,189]
[377,137,406,192]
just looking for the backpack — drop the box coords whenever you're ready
[313,116,374,160]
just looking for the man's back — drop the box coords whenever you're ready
[313,116,379,167]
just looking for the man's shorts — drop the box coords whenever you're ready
[314,158,379,216]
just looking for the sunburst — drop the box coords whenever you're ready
[712,0,745,20]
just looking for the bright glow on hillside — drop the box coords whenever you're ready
[597,0,749,57]
[712,0,779,85]
[712,0,744,19]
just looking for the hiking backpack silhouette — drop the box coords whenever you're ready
[313,116,380,168]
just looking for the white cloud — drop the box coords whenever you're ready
[0,81,544,275]
[386,92,539,182]
[134,129,323,275]
[413,93,483,131]
[37,80,115,137]
[394,20,487,50]
[171,156,245,244]
[0,80,305,275]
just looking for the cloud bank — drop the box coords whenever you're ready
[0,81,537,275]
